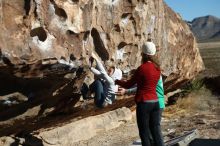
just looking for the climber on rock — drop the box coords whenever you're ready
[81,52,122,108]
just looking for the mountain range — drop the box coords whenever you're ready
[187,15,220,42]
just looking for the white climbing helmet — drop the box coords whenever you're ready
[142,41,156,55]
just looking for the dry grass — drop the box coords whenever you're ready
[198,41,220,49]
[164,87,220,118]
[199,41,220,74]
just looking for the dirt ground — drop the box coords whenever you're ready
[198,41,220,49]
[73,87,220,146]
[199,44,220,75]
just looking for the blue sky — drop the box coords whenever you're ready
[164,0,220,21]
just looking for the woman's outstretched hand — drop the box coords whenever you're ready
[115,87,126,95]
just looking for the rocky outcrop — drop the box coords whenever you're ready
[0,0,204,136]
[0,107,132,145]
[189,15,220,41]
[162,5,204,91]
[38,107,132,145]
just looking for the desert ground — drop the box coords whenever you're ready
[199,41,220,75]
[73,87,220,146]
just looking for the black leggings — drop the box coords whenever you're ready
[136,102,164,146]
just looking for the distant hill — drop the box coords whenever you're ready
[188,15,220,42]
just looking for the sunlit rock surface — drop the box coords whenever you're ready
[0,0,204,136]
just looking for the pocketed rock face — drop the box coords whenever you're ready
[162,5,204,91]
[0,0,204,90]
[0,0,204,136]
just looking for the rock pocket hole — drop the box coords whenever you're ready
[83,31,90,41]
[24,0,31,15]
[91,28,109,61]
[50,0,67,20]
[34,5,38,18]
[121,13,131,19]
[66,30,78,36]
[30,27,47,42]
[55,7,67,20]
[114,24,121,32]
[66,30,80,41]
[70,54,76,61]
[118,42,127,49]
[72,0,79,3]
[128,0,132,3]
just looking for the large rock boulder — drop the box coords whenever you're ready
[0,0,204,136]
[0,0,204,89]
